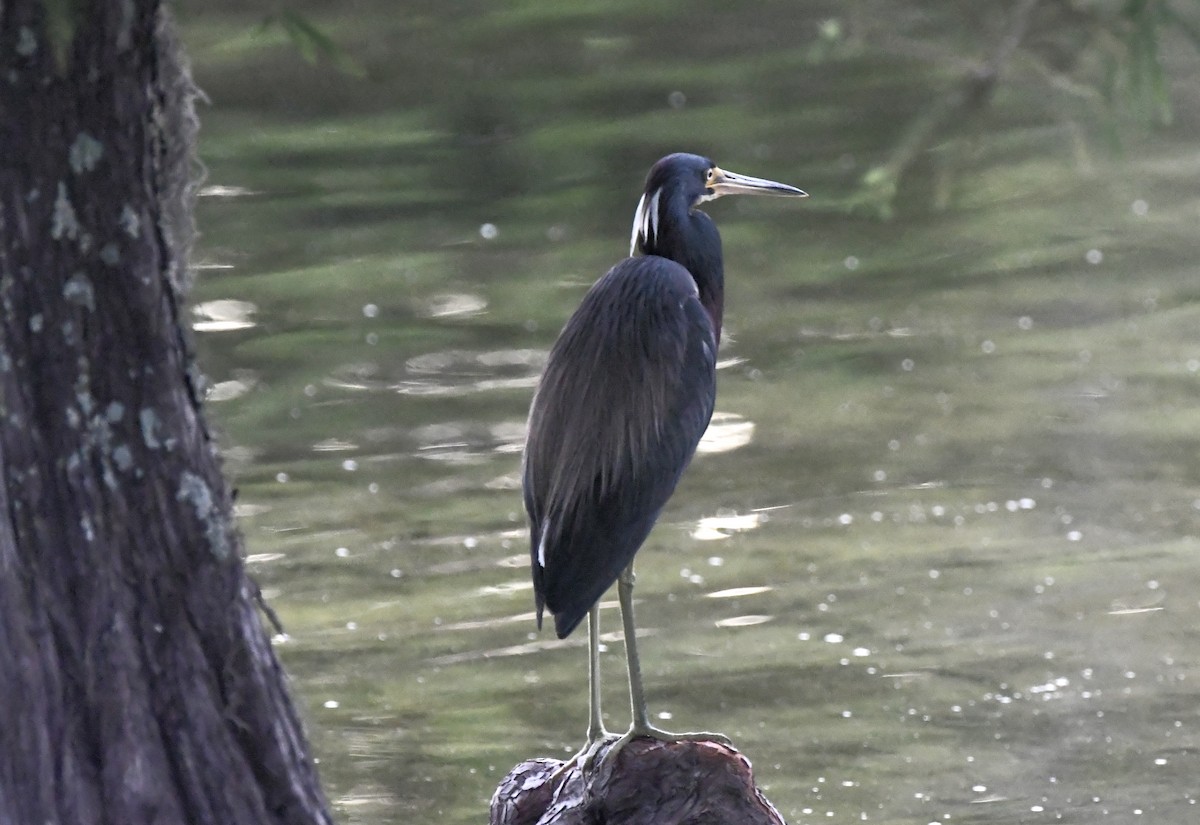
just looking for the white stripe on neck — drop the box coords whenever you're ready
[629,188,661,255]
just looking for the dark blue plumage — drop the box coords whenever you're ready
[520,153,805,761]
[524,257,717,638]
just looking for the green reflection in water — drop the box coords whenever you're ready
[185,2,1200,822]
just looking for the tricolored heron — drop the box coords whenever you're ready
[523,152,806,767]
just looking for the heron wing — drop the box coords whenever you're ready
[523,256,717,638]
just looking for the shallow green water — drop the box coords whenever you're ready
[184,3,1200,822]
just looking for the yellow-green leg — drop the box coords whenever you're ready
[595,562,729,772]
[559,605,618,776]
[585,603,607,744]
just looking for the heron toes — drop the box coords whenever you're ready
[628,719,729,748]
[631,724,732,747]
[551,731,622,780]
[586,724,733,780]
[578,732,623,773]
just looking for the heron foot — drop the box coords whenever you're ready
[590,723,732,779]
[552,729,621,780]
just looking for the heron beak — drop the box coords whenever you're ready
[708,167,808,200]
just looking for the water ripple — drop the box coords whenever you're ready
[714,614,772,628]
[697,411,755,454]
[706,585,774,599]
[192,299,257,332]
[397,348,546,397]
[692,511,764,540]
[207,377,256,402]
[422,292,489,318]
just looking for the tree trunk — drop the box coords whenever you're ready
[0,3,332,823]
[491,740,788,825]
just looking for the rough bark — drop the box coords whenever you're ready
[491,740,787,825]
[0,2,332,823]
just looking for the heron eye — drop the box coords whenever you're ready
[705,169,717,185]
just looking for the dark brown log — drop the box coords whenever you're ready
[0,2,332,822]
[491,739,787,825]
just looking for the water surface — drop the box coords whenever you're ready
[186,3,1200,822]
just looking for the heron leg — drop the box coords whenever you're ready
[618,562,654,732]
[585,603,607,744]
[589,562,730,774]
[558,605,619,777]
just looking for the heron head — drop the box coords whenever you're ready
[631,153,806,254]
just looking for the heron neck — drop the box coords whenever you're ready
[647,208,725,345]
[689,248,724,346]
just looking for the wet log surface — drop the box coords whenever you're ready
[491,739,787,825]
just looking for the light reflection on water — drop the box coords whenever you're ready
[397,349,545,397]
[191,298,257,331]
[312,438,358,452]
[706,585,774,599]
[692,511,765,540]
[713,614,773,628]
[697,411,756,454]
[206,377,256,401]
[189,11,1200,822]
[421,293,489,319]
